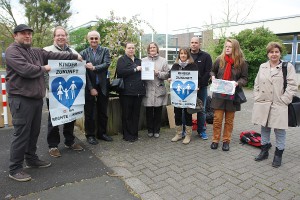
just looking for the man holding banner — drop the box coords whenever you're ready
[5,24,82,182]
[44,26,84,158]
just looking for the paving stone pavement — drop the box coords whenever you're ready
[76,89,300,200]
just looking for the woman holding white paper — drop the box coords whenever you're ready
[210,38,248,151]
[116,42,146,142]
[142,42,169,138]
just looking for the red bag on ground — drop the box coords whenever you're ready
[192,119,197,130]
[240,130,261,147]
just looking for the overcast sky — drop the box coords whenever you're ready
[68,0,300,34]
[12,0,300,34]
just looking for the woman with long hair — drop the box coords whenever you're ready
[170,47,198,144]
[210,39,248,151]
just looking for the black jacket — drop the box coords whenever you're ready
[170,62,198,71]
[80,46,111,96]
[190,50,212,87]
[116,55,146,96]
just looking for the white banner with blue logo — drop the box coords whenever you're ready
[48,60,86,126]
[170,71,198,108]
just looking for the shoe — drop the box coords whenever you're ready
[222,142,230,151]
[148,133,154,137]
[49,147,61,158]
[200,131,208,140]
[65,143,83,151]
[98,134,113,142]
[123,137,138,142]
[26,159,51,168]
[210,142,219,149]
[154,133,160,138]
[9,171,31,182]
[87,137,98,145]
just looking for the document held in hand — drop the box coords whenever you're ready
[210,79,236,95]
[141,61,154,80]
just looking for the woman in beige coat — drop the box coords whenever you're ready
[252,42,297,168]
[142,42,169,138]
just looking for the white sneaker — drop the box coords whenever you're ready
[148,133,154,137]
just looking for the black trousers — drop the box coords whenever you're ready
[146,106,163,134]
[8,96,43,174]
[174,107,192,126]
[46,98,75,148]
[84,86,108,138]
[120,95,143,141]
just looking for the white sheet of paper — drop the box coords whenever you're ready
[210,79,236,95]
[141,61,154,80]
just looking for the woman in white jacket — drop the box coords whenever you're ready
[252,42,297,167]
[142,42,169,138]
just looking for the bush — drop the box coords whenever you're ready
[213,27,283,88]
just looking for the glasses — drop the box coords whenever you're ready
[89,37,98,40]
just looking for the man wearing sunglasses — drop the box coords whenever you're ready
[80,31,112,145]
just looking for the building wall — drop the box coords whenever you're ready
[212,15,300,39]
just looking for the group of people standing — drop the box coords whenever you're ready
[5,23,297,182]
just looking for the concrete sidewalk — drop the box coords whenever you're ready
[12,89,300,200]
[75,88,300,200]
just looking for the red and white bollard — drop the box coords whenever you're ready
[1,74,8,127]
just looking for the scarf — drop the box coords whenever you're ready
[223,55,234,80]
[178,59,188,69]
[221,55,234,97]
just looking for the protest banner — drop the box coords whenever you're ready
[48,60,86,126]
[170,71,198,108]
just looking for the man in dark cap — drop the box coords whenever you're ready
[5,24,82,182]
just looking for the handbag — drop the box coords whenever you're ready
[110,70,124,93]
[187,98,204,114]
[234,86,247,104]
[282,62,300,127]
[287,96,300,127]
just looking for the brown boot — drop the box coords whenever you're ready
[171,125,182,142]
[182,126,192,144]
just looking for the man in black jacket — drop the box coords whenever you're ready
[5,24,81,182]
[190,37,212,140]
[80,31,112,145]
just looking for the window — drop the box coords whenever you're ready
[278,34,294,41]
[283,43,293,61]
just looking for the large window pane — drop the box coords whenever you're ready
[283,43,293,61]
[278,35,294,41]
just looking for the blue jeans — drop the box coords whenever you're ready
[197,86,207,133]
[261,126,286,150]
